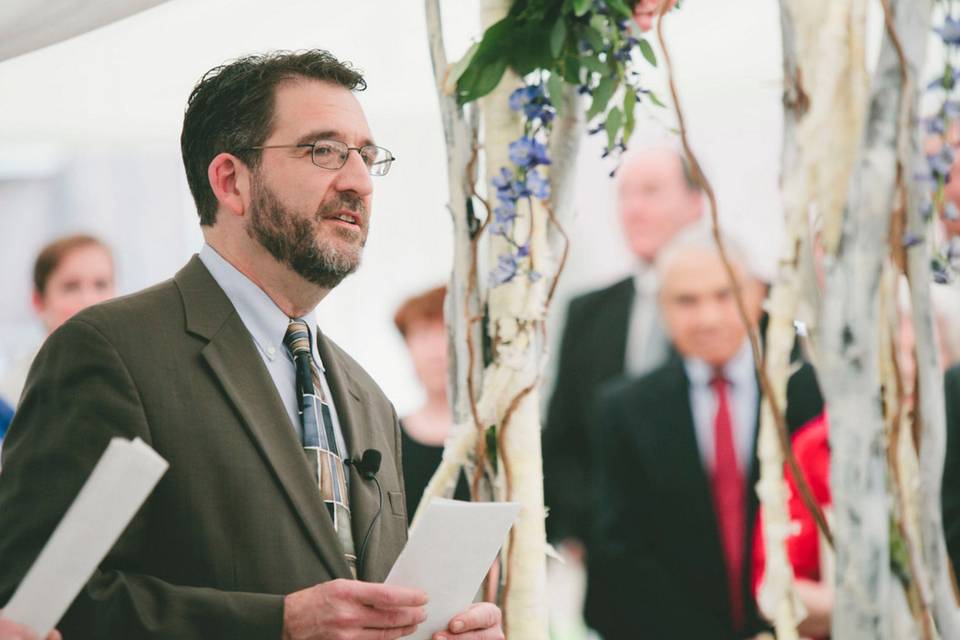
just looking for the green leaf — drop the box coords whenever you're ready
[562,56,580,84]
[444,41,480,95]
[507,22,554,75]
[582,25,605,53]
[573,0,591,17]
[647,90,666,108]
[581,53,608,76]
[455,18,513,103]
[457,56,508,103]
[547,73,566,118]
[550,18,567,58]
[589,13,609,33]
[605,0,632,17]
[605,106,623,149]
[638,39,657,66]
[623,89,637,140]
[587,76,618,120]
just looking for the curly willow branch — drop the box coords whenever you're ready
[465,138,494,501]
[655,0,833,547]
[878,0,935,633]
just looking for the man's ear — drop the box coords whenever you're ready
[207,152,249,219]
[31,289,45,316]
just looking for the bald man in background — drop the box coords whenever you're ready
[591,230,822,639]
[541,145,703,630]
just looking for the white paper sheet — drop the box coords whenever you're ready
[385,498,521,640]
[1,437,168,637]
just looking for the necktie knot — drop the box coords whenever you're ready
[710,371,729,393]
[284,320,312,358]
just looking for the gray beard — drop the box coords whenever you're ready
[247,175,365,290]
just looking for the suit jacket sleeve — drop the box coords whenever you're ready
[591,384,674,639]
[542,296,591,542]
[0,318,283,639]
[943,365,960,577]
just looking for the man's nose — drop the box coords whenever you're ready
[335,148,374,197]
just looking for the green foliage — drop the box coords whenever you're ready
[454,0,662,160]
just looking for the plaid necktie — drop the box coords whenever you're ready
[284,320,356,577]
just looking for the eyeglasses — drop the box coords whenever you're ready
[242,139,396,176]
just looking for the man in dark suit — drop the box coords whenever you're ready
[541,145,703,629]
[0,51,501,640]
[942,363,960,576]
[592,229,823,640]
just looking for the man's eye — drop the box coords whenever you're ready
[359,148,378,166]
[314,143,337,157]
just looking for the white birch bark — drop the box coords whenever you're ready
[903,28,960,632]
[753,5,809,636]
[820,0,932,636]
[418,0,484,514]
[476,3,549,636]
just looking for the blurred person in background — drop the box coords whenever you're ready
[592,229,823,640]
[541,143,703,632]
[394,285,469,520]
[0,234,115,442]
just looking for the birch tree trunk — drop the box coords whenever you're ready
[421,2,584,636]
[819,1,933,636]
[419,0,484,510]
[476,2,549,634]
[752,5,810,637]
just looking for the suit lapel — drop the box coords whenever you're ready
[316,333,383,582]
[176,257,351,579]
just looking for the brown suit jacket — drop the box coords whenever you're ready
[0,256,409,639]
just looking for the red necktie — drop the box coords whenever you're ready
[710,374,746,631]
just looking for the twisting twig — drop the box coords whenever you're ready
[463,139,495,501]
[543,201,570,313]
[878,0,936,633]
[655,0,833,547]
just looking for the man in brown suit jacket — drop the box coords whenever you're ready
[0,51,502,640]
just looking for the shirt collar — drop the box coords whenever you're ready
[632,260,657,296]
[198,244,323,369]
[683,338,754,388]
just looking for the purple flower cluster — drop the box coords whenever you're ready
[488,81,555,288]
[918,12,960,282]
[508,84,555,125]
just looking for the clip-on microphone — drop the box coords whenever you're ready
[346,449,382,574]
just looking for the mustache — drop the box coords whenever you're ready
[317,194,367,220]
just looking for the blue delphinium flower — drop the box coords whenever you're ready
[946,201,960,221]
[489,253,519,286]
[490,205,517,237]
[925,115,946,135]
[929,146,955,181]
[526,169,550,200]
[902,232,923,248]
[936,16,960,45]
[509,137,551,168]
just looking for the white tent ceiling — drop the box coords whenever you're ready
[0,0,171,62]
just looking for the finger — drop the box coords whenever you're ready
[359,623,420,640]
[433,628,505,640]
[348,581,428,608]
[443,602,502,634]
[360,604,428,630]
[0,618,38,640]
[46,632,62,640]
